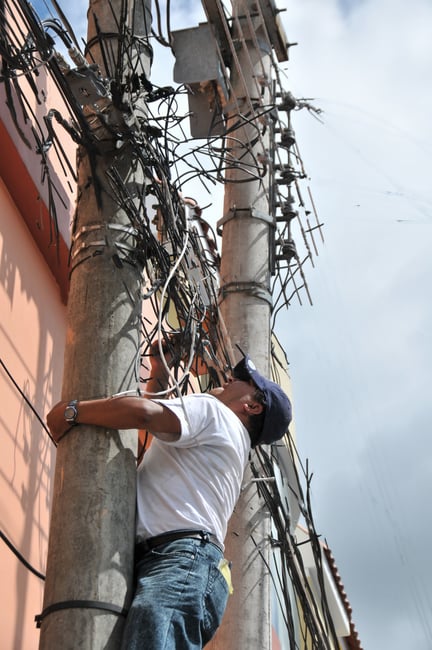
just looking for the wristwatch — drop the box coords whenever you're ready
[64,400,79,425]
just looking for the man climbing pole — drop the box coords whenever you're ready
[46,340,292,649]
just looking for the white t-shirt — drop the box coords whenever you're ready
[136,393,251,547]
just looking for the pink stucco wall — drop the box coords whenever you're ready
[0,176,67,649]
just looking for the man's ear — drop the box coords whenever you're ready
[244,400,264,416]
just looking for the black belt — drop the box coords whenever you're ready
[135,529,223,557]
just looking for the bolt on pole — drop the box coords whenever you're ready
[39,1,152,648]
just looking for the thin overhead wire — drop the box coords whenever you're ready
[0,1,342,646]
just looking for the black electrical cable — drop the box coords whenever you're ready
[0,5,332,645]
[1,0,320,329]
[251,445,341,649]
[0,359,56,445]
[0,530,45,581]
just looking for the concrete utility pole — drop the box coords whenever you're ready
[214,1,274,648]
[39,1,152,648]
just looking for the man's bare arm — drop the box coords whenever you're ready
[46,395,181,444]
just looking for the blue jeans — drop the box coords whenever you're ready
[121,538,229,649]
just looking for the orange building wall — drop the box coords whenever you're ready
[0,176,67,649]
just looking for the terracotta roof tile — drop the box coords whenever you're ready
[322,545,364,650]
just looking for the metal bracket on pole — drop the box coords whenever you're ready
[257,0,290,62]
[69,223,140,273]
[71,223,138,248]
[241,476,276,491]
[201,0,232,66]
[250,206,275,225]
[219,280,273,305]
[217,206,274,235]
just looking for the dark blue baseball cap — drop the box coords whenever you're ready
[233,355,292,445]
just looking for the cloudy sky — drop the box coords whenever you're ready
[40,0,432,647]
[278,1,432,648]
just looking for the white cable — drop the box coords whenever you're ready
[153,214,195,430]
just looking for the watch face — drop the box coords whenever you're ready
[65,406,77,422]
